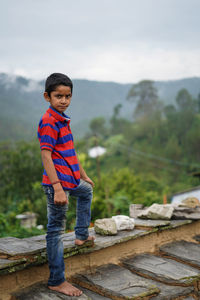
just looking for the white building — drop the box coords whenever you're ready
[171,186,200,205]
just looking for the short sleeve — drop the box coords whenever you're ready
[38,117,59,152]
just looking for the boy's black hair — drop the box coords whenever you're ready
[45,73,73,96]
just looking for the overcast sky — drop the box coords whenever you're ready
[0,0,200,83]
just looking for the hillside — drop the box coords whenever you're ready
[0,73,200,141]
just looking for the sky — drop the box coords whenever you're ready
[0,0,200,83]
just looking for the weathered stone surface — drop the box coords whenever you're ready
[129,204,144,218]
[94,218,117,235]
[92,228,147,250]
[169,219,192,227]
[0,237,46,256]
[172,206,200,220]
[23,234,46,243]
[138,204,174,220]
[13,283,90,299]
[0,258,26,270]
[79,287,112,299]
[134,218,170,228]
[73,264,160,299]
[112,215,135,230]
[146,278,193,299]
[159,240,200,267]
[122,254,200,285]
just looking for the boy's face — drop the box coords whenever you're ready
[44,85,72,113]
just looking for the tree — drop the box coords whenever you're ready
[127,80,161,119]
[175,89,196,144]
[89,117,107,137]
[176,88,195,112]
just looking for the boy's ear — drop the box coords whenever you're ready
[44,92,50,103]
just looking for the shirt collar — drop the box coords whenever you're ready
[47,106,71,122]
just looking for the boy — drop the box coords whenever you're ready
[37,73,94,297]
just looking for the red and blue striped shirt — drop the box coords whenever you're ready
[37,106,80,190]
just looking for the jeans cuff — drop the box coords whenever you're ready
[48,277,65,287]
[75,234,89,241]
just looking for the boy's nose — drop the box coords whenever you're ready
[61,97,67,103]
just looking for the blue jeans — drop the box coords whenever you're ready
[43,179,93,286]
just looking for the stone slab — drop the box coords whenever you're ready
[122,254,200,285]
[13,283,90,300]
[23,234,46,243]
[148,279,193,299]
[0,237,46,256]
[168,220,192,227]
[0,258,26,270]
[134,219,170,228]
[172,206,200,220]
[78,287,112,299]
[73,264,160,299]
[0,221,193,258]
[91,228,148,250]
[160,240,200,267]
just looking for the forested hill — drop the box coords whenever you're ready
[0,73,200,141]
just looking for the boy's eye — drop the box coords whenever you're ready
[66,94,72,99]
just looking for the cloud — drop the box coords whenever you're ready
[0,0,200,82]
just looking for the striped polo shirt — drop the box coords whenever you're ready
[37,106,80,190]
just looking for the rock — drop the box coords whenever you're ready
[137,204,174,220]
[180,197,200,208]
[122,253,200,285]
[112,215,135,230]
[159,240,200,268]
[172,206,200,220]
[94,218,117,235]
[129,204,144,218]
[134,218,170,228]
[73,264,160,299]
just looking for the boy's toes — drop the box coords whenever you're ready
[75,235,95,246]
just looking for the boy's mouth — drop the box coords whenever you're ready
[58,106,68,109]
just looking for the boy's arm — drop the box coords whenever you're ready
[78,161,94,187]
[41,150,68,205]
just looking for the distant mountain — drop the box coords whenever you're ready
[0,73,200,141]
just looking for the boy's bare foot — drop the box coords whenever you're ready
[75,235,95,246]
[48,281,82,297]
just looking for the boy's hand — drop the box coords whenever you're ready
[54,184,68,205]
[82,176,94,188]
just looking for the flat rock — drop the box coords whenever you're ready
[13,283,90,300]
[0,258,26,270]
[138,204,174,220]
[172,206,200,220]
[0,237,46,257]
[169,219,192,227]
[93,228,147,250]
[134,218,170,228]
[112,215,135,230]
[122,254,200,285]
[159,240,200,268]
[146,278,193,299]
[23,234,46,243]
[94,218,118,235]
[73,264,160,299]
[79,287,112,299]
